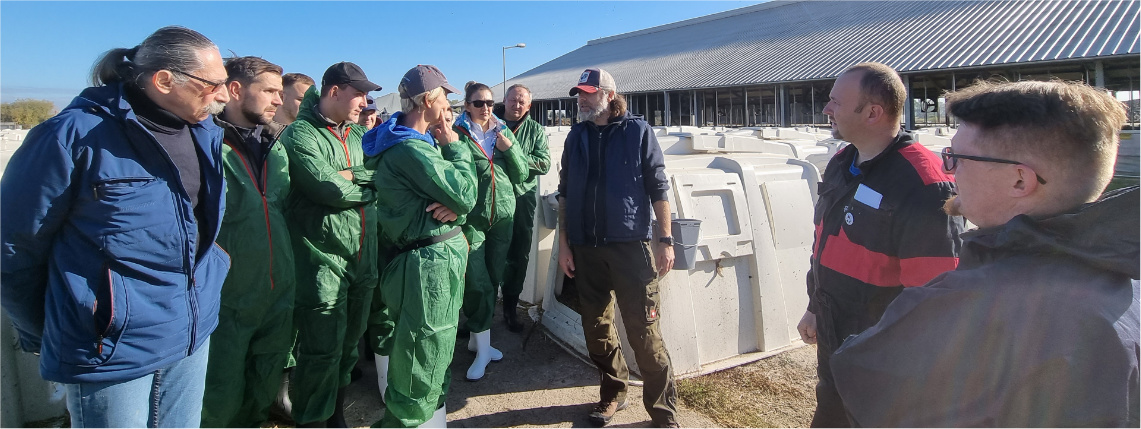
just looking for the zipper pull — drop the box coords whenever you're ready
[96,336,104,354]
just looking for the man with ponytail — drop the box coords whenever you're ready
[1,26,231,427]
[556,68,679,428]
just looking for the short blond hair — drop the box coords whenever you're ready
[947,79,1127,203]
[400,87,446,114]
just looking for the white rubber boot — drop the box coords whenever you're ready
[466,330,501,381]
[418,405,447,428]
[374,354,389,404]
[467,332,502,361]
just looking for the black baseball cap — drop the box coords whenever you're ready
[399,65,460,99]
[322,62,381,93]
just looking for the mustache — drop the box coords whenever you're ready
[204,101,225,116]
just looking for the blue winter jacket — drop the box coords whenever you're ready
[557,112,669,246]
[0,83,231,384]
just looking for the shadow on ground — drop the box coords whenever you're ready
[273,307,718,428]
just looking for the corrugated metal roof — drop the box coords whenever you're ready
[503,0,1139,101]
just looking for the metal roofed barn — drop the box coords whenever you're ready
[499,0,1139,131]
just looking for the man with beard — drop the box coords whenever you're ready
[796,62,965,427]
[202,56,296,428]
[279,61,380,427]
[1,26,231,427]
[831,80,1138,427]
[556,68,678,428]
[498,84,550,332]
[275,72,314,124]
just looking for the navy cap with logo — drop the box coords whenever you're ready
[399,65,460,99]
[322,61,381,93]
[569,68,616,96]
[363,95,377,112]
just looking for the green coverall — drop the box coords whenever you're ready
[501,113,551,303]
[279,86,379,425]
[202,119,295,428]
[363,115,476,428]
[454,116,527,333]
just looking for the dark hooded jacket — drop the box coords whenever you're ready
[831,186,1141,427]
[557,112,669,246]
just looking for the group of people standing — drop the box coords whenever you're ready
[3,23,1139,429]
[0,25,568,429]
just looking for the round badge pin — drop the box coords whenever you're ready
[845,212,854,226]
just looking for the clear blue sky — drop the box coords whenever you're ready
[1,1,756,110]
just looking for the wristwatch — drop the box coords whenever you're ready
[658,236,674,246]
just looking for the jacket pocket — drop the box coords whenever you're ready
[76,262,131,367]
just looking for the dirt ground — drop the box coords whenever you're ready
[267,310,818,428]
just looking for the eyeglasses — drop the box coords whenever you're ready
[941,147,1047,184]
[173,70,224,94]
[468,100,494,108]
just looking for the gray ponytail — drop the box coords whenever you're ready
[90,26,216,88]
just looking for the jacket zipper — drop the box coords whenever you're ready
[592,128,603,246]
[95,264,115,354]
[225,140,276,290]
[460,127,498,224]
[126,120,199,355]
[329,126,366,261]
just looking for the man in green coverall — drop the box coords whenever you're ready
[498,84,551,333]
[362,65,475,428]
[202,56,295,428]
[279,62,381,427]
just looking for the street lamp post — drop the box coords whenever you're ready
[502,43,526,101]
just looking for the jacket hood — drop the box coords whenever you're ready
[295,85,322,125]
[961,186,1139,278]
[362,112,436,156]
[69,83,221,132]
[455,111,504,135]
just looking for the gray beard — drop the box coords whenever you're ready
[578,103,606,122]
[204,101,225,117]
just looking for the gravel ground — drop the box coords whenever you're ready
[270,311,718,428]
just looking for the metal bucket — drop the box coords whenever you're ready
[672,218,702,270]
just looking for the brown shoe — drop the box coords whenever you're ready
[588,399,628,427]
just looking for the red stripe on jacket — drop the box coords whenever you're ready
[899,256,959,287]
[898,144,955,186]
[820,228,901,287]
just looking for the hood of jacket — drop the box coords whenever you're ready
[455,111,504,136]
[363,111,436,156]
[68,83,222,134]
[960,186,1139,278]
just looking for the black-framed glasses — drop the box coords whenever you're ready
[468,100,494,108]
[941,147,1047,184]
[173,70,224,93]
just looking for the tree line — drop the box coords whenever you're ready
[1,99,56,128]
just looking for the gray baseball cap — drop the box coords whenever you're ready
[569,68,616,96]
[399,65,460,99]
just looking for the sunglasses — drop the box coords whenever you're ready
[173,70,225,94]
[468,100,495,108]
[941,147,1047,184]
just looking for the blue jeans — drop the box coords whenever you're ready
[65,338,210,428]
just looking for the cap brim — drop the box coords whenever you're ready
[350,80,382,93]
[569,85,599,96]
[440,82,460,94]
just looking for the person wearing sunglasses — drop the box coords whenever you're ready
[797,62,966,428]
[1,26,231,428]
[451,81,528,382]
[831,80,1139,427]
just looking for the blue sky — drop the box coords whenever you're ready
[1,1,755,109]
